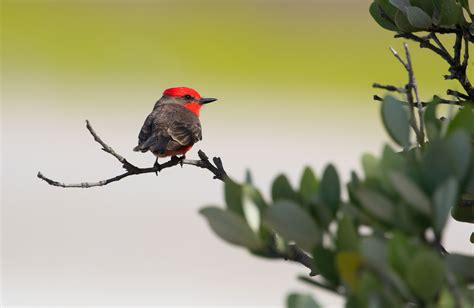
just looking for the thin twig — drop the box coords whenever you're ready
[373,95,466,107]
[373,83,405,93]
[447,89,470,100]
[37,121,227,188]
[404,43,425,146]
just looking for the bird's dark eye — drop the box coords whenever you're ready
[184,95,193,100]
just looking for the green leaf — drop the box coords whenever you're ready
[355,188,396,224]
[410,0,435,15]
[445,253,474,281]
[388,232,417,276]
[299,166,319,204]
[433,178,459,237]
[336,251,362,291]
[406,250,445,301]
[361,237,387,271]
[313,246,340,285]
[437,0,464,26]
[200,207,262,250]
[424,97,442,140]
[459,0,471,13]
[406,6,432,28]
[362,153,380,179]
[336,214,359,251]
[264,200,320,252]
[388,171,431,216]
[272,174,298,203]
[287,293,321,308]
[445,130,472,180]
[389,0,409,12]
[370,2,399,31]
[320,164,340,213]
[224,178,244,216]
[395,9,420,31]
[447,106,474,135]
[382,96,410,148]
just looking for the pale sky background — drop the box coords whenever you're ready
[1,0,473,307]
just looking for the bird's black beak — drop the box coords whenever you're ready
[199,97,218,104]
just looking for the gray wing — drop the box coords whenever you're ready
[133,113,154,151]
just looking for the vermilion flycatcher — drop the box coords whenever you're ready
[133,87,217,166]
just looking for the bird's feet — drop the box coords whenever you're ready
[154,159,161,176]
[171,155,186,167]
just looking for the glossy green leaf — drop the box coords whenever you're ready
[272,174,298,203]
[300,166,319,204]
[313,246,340,285]
[224,178,244,216]
[320,164,340,213]
[388,171,431,216]
[287,293,321,308]
[264,200,320,252]
[370,2,399,31]
[406,251,445,301]
[410,0,435,15]
[433,178,459,236]
[355,188,395,224]
[389,0,409,12]
[406,6,432,28]
[395,10,419,31]
[200,207,262,250]
[336,214,359,251]
[382,96,410,148]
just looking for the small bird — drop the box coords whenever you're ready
[133,87,217,169]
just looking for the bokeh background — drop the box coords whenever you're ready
[1,0,472,306]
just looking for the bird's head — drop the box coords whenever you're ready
[156,87,217,116]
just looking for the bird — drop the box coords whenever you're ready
[133,87,217,170]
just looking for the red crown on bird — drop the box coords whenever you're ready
[163,87,201,99]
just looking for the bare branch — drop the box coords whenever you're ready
[395,32,454,65]
[373,95,466,107]
[37,121,227,188]
[403,43,425,146]
[447,89,470,100]
[373,83,405,93]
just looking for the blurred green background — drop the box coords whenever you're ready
[2,0,471,306]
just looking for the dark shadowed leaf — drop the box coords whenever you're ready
[264,200,320,252]
[300,166,319,204]
[438,0,464,26]
[313,246,340,286]
[272,174,298,203]
[382,96,410,148]
[395,10,419,31]
[388,171,431,216]
[200,207,262,250]
[424,97,442,140]
[459,0,471,12]
[406,251,445,301]
[225,178,244,216]
[406,6,432,28]
[433,178,458,236]
[320,164,340,213]
[287,293,321,308]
